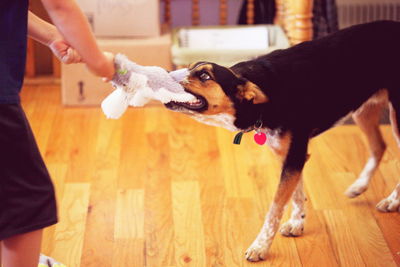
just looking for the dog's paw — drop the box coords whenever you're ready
[345,182,368,198]
[245,242,269,262]
[376,197,400,212]
[279,219,304,237]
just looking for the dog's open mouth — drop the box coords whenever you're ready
[165,93,207,111]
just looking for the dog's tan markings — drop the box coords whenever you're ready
[188,61,208,70]
[237,82,268,104]
[185,64,235,116]
[188,62,197,70]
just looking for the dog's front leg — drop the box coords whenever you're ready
[245,132,309,262]
[280,177,306,237]
[245,171,303,261]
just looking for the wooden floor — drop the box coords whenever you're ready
[21,84,400,267]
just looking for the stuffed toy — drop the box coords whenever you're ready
[101,53,194,119]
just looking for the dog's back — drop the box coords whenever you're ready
[233,20,400,137]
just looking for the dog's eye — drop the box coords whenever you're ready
[199,72,211,82]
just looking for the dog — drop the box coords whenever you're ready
[165,20,400,262]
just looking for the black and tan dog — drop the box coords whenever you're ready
[165,20,400,262]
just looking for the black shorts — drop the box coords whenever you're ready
[0,103,57,240]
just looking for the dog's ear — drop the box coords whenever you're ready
[236,81,268,104]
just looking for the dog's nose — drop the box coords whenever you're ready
[169,68,189,83]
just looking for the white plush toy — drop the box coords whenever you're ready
[101,54,194,119]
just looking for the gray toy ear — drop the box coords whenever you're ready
[169,68,189,82]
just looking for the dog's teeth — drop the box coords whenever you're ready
[187,99,201,105]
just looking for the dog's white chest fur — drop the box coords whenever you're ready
[262,129,282,149]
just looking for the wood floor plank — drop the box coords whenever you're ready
[80,116,121,267]
[323,210,365,267]
[172,181,206,267]
[80,167,118,267]
[216,128,255,198]
[293,209,339,267]
[220,198,258,267]
[115,189,144,239]
[111,189,145,266]
[118,108,148,189]
[195,129,227,267]
[370,133,400,266]
[41,163,68,255]
[145,107,174,134]
[50,183,91,267]
[201,189,226,267]
[311,127,400,267]
[144,132,175,267]
[168,112,212,183]
[375,213,400,266]
[44,108,79,164]
[333,172,397,267]
[112,239,144,267]
[64,109,100,183]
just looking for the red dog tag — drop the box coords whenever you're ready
[254,132,267,145]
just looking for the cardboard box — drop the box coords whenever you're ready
[77,0,160,37]
[61,33,172,106]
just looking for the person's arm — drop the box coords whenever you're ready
[40,0,114,80]
[28,11,82,64]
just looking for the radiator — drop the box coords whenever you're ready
[336,0,400,28]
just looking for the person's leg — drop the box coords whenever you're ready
[0,104,62,267]
[1,229,42,267]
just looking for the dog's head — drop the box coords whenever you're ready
[165,62,268,131]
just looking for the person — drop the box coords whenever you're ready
[0,0,115,266]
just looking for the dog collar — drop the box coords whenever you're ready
[233,119,268,145]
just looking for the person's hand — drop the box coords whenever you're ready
[49,39,82,64]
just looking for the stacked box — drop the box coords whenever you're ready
[76,0,160,37]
